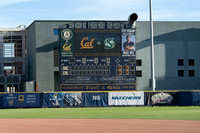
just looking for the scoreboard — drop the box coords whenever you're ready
[59,24,136,91]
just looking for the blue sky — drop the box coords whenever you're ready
[0,0,200,28]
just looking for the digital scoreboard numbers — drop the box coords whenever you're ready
[59,28,136,91]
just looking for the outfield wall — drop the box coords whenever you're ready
[0,91,200,108]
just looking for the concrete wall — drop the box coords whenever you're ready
[27,21,71,92]
[27,23,36,82]
[136,21,200,91]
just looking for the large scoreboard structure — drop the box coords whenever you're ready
[59,21,136,91]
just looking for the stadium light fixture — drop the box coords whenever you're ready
[128,13,138,29]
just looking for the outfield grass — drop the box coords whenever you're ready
[0,107,200,120]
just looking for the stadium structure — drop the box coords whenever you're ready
[1,17,200,92]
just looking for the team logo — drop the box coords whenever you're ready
[8,100,14,106]
[18,95,24,103]
[104,38,116,49]
[61,29,73,40]
[63,43,72,51]
[80,37,94,49]
[151,92,173,104]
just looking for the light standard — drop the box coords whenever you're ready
[149,0,156,91]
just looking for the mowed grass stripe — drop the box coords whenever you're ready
[0,107,199,120]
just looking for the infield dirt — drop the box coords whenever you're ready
[0,119,199,133]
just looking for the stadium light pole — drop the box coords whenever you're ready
[150,0,156,91]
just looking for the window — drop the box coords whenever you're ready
[4,66,14,74]
[3,43,14,57]
[136,70,142,77]
[136,60,142,66]
[188,59,195,66]
[189,70,195,77]
[178,70,184,77]
[178,59,184,66]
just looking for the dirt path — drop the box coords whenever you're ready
[0,119,199,133]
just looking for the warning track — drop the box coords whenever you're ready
[0,119,199,133]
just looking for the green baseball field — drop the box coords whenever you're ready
[0,106,200,120]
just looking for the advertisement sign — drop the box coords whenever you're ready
[3,93,42,108]
[180,92,200,106]
[49,93,82,107]
[60,84,136,91]
[108,92,144,106]
[0,94,3,109]
[74,29,121,56]
[145,92,180,106]
[82,92,108,107]
[60,29,74,57]
[121,29,135,57]
[63,93,82,107]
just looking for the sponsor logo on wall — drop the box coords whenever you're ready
[63,93,82,107]
[151,92,173,104]
[49,93,82,107]
[145,92,180,106]
[18,95,24,103]
[82,92,108,107]
[108,92,144,106]
[60,29,74,57]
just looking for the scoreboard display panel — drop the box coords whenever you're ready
[59,27,136,91]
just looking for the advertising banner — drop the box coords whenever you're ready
[145,92,180,106]
[60,84,136,91]
[108,92,144,106]
[3,93,42,108]
[0,94,3,109]
[63,93,82,107]
[180,92,200,106]
[43,93,50,107]
[49,93,82,107]
[121,29,135,57]
[60,29,74,57]
[82,92,108,107]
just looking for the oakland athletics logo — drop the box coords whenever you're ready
[104,38,116,49]
[61,29,73,41]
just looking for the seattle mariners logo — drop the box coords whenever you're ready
[104,38,116,49]
[61,29,73,41]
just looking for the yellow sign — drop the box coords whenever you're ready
[80,37,94,49]
[63,43,71,51]
[18,95,24,103]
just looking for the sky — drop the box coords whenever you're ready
[0,0,200,28]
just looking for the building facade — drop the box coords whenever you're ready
[0,26,27,92]
[24,21,200,92]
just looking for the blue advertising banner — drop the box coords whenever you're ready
[43,93,50,107]
[0,94,3,109]
[180,92,200,106]
[82,92,108,107]
[49,93,82,107]
[49,93,64,107]
[3,93,42,108]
